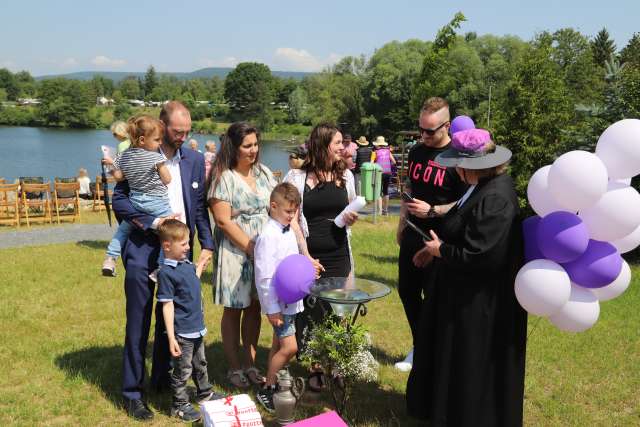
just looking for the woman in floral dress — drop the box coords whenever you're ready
[208,122,276,388]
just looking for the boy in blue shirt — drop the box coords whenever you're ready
[156,219,223,422]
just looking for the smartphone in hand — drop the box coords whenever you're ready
[402,192,415,203]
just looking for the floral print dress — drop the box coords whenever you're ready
[208,165,276,308]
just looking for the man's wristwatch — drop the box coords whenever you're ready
[427,205,437,217]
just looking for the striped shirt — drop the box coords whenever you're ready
[113,148,167,197]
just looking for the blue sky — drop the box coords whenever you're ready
[1,0,638,76]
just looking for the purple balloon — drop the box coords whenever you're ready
[523,215,544,262]
[537,211,589,263]
[450,115,475,135]
[273,254,316,303]
[561,240,623,288]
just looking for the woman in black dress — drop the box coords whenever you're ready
[406,128,527,426]
[284,123,359,389]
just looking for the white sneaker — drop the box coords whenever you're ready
[394,348,414,372]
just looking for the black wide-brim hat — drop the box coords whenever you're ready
[435,128,512,170]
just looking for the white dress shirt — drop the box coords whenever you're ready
[254,218,304,315]
[160,146,186,224]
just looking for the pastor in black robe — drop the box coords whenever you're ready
[406,173,527,426]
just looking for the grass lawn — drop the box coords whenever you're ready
[0,216,639,425]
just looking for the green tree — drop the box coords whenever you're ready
[412,12,467,116]
[288,86,310,124]
[143,65,158,97]
[114,101,132,120]
[224,62,274,122]
[620,33,640,67]
[37,78,97,128]
[119,76,142,99]
[591,28,616,67]
[0,69,19,100]
[14,71,36,98]
[0,88,7,102]
[90,75,114,97]
[492,37,574,204]
[549,28,603,103]
[149,75,182,101]
[364,40,429,134]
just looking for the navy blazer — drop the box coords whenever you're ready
[112,147,214,263]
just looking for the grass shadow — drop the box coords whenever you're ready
[76,240,109,250]
[356,272,397,289]
[370,344,402,366]
[55,345,125,409]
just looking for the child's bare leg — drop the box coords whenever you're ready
[266,333,280,386]
[266,335,297,387]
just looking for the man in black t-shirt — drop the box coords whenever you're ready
[394,97,468,371]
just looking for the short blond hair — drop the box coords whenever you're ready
[421,97,450,116]
[127,115,165,148]
[157,219,189,243]
[110,121,128,139]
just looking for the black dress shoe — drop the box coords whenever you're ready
[125,399,154,421]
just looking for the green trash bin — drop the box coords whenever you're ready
[361,162,382,202]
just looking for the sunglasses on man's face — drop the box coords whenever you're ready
[419,121,449,136]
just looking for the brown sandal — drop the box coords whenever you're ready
[227,369,250,389]
[244,367,266,386]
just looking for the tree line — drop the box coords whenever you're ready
[1,13,639,201]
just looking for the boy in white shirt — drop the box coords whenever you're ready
[253,183,304,413]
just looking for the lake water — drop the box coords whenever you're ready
[0,126,292,182]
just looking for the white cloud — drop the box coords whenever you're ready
[61,57,78,68]
[91,55,126,68]
[199,56,240,68]
[272,48,343,72]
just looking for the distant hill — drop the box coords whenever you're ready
[35,67,313,82]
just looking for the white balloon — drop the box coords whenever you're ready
[611,224,640,253]
[514,259,571,316]
[548,151,608,212]
[549,284,600,332]
[578,182,640,241]
[527,165,569,217]
[596,119,640,179]
[591,260,631,301]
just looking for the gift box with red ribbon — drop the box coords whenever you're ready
[201,394,264,427]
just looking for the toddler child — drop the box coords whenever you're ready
[101,114,172,277]
[254,182,304,413]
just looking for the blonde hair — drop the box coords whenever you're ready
[270,182,301,206]
[205,141,217,152]
[421,97,450,119]
[77,168,88,177]
[110,121,128,140]
[127,115,165,148]
[158,219,189,243]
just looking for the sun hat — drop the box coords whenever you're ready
[288,145,308,158]
[356,136,369,146]
[372,136,388,147]
[435,128,511,170]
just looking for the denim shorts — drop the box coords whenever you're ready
[273,314,297,339]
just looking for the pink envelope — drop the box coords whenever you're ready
[289,410,348,426]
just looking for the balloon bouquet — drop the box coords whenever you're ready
[516,119,640,332]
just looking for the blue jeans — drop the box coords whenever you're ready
[273,313,297,338]
[106,192,172,260]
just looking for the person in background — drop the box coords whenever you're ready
[371,136,396,215]
[354,136,373,195]
[111,120,131,153]
[204,140,217,184]
[341,133,358,171]
[208,122,277,389]
[406,128,526,426]
[77,168,92,200]
[395,97,467,372]
[287,145,307,170]
[189,139,201,153]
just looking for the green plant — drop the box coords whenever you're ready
[300,316,378,418]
